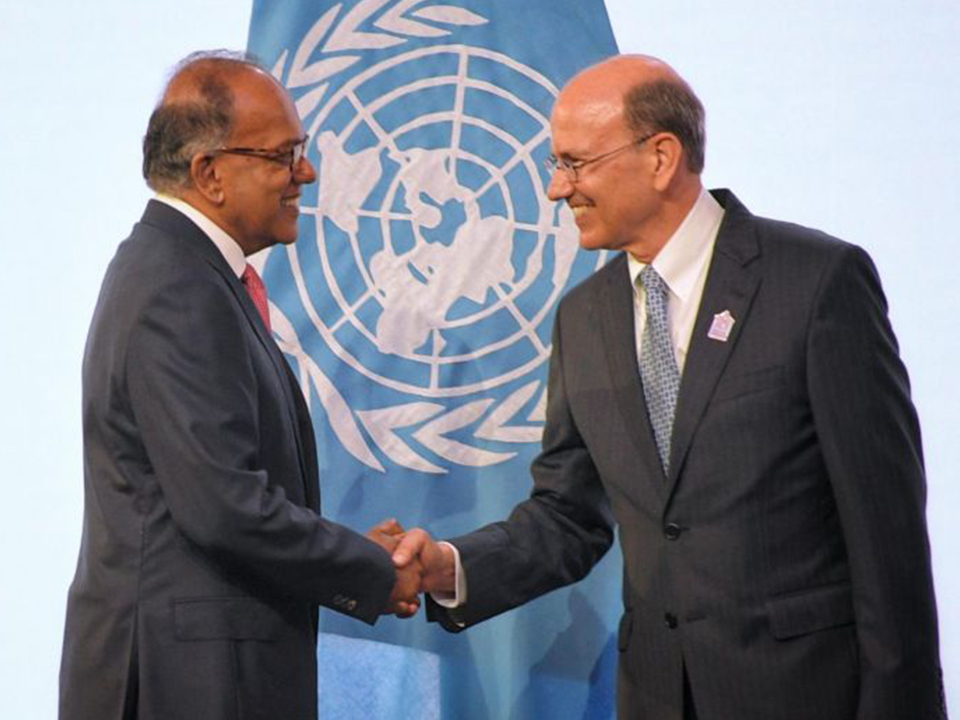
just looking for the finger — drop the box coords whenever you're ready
[371,518,404,536]
[376,535,402,554]
[393,599,421,618]
[392,529,427,567]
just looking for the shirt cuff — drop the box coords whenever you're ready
[429,541,466,608]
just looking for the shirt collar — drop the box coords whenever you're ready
[154,193,247,279]
[627,187,724,301]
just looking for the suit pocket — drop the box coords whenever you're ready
[711,365,785,403]
[174,596,288,641]
[765,582,855,640]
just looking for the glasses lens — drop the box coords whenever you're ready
[545,155,574,179]
[291,138,308,169]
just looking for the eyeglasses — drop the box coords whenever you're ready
[213,135,310,172]
[544,133,656,182]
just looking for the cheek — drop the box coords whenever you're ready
[263,187,289,218]
[616,187,651,224]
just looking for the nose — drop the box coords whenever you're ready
[546,168,573,201]
[294,155,317,185]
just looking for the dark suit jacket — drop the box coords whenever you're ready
[60,201,396,720]
[429,190,945,720]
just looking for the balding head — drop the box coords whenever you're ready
[558,55,705,174]
[141,50,316,255]
[142,50,266,193]
[547,55,705,261]
[562,54,680,101]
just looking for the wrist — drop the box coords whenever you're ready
[436,542,456,592]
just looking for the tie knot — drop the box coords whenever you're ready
[242,263,264,289]
[639,265,667,298]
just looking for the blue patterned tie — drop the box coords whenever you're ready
[639,266,681,474]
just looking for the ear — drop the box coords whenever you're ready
[649,133,684,192]
[188,152,225,205]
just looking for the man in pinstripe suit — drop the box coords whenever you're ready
[396,54,946,719]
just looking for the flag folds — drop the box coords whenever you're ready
[247,2,620,717]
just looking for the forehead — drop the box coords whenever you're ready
[550,87,627,156]
[229,70,304,144]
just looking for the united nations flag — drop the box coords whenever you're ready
[247,2,620,717]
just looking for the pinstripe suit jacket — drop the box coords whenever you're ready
[60,201,397,720]
[430,190,945,720]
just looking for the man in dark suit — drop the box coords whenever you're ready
[59,51,420,720]
[394,54,946,719]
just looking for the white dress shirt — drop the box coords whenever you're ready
[627,188,724,375]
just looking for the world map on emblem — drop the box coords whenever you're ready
[290,45,604,400]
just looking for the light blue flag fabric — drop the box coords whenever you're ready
[246,2,621,717]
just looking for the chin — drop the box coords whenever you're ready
[272,225,300,246]
[577,233,612,252]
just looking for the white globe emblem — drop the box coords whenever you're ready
[292,45,599,400]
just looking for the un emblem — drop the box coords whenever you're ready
[266,4,606,473]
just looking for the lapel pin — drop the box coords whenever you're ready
[707,310,735,342]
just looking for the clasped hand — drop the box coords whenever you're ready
[366,519,456,618]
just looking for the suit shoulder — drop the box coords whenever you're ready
[89,220,240,353]
[113,220,206,271]
[750,212,860,262]
[716,189,852,258]
[107,221,226,299]
[736,211,884,308]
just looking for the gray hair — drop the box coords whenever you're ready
[142,50,262,193]
[624,78,706,174]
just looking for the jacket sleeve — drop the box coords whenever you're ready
[125,267,396,624]
[428,301,615,630]
[806,244,945,719]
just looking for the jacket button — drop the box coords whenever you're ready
[664,612,678,629]
[664,523,682,540]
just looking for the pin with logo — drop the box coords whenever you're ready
[707,310,735,342]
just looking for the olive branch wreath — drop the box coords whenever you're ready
[259,0,549,474]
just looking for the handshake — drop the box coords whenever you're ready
[367,519,457,618]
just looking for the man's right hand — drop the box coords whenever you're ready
[387,555,423,618]
[392,528,456,595]
[367,519,423,618]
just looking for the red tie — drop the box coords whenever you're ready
[241,264,272,332]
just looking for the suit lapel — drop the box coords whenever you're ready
[140,201,317,506]
[231,272,317,503]
[664,191,762,497]
[226,267,318,509]
[598,255,670,500]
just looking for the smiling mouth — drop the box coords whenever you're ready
[281,196,300,208]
